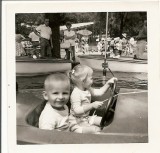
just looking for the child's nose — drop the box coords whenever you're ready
[58,93,64,99]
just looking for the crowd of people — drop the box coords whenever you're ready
[96,20,147,59]
[16,18,53,59]
[16,20,80,61]
[96,35,138,58]
[97,38,147,59]
[16,19,147,60]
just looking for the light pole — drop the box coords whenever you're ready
[102,12,109,84]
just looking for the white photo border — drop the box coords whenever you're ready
[2,1,160,153]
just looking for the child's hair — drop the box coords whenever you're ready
[44,73,70,91]
[66,21,72,27]
[69,64,93,86]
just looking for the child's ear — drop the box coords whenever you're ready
[42,91,48,100]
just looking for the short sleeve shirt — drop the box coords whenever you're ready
[36,24,52,40]
[70,87,91,117]
[64,30,76,46]
[39,102,69,131]
[28,32,39,41]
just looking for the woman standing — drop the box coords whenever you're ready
[64,22,76,61]
[134,20,147,59]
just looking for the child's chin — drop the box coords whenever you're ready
[57,105,64,108]
[54,104,63,108]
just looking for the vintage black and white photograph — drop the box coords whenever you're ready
[16,11,148,144]
[3,1,160,153]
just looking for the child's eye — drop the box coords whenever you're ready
[52,92,58,94]
[63,92,69,95]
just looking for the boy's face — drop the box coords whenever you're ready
[43,81,70,108]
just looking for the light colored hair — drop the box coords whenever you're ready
[70,64,93,86]
[44,73,70,91]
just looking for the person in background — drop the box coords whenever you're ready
[29,22,40,48]
[118,39,123,56]
[34,18,53,58]
[121,33,127,54]
[97,39,102,53]
[113,38,120,58]
[134,20,147,59]
[16,27,26,56]
[129,36,135,55]
[75,36,80,53]
[64,22,76,61]
[28,22,40,57]
[109,38,115,53]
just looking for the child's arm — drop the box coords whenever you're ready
[71,91,103,115]
[72,99,103,115]
[64,31,76,40]
[33,27,41,38]
[71,33,76,40]
[83,101,104,112]
[64,35,76,40]
[89,77,117,97]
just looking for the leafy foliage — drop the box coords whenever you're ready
[15,12,146,38]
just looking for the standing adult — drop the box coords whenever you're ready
[121,33,127,54]
[129,37,135,55]
[16,27,26,56]
[134,20,147,59]
[63,22,76,61]
[34,18,53,58]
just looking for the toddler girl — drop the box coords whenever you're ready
[69,64,117,134]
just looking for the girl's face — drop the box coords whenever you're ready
[43,81,70,108]
[83,71,93,89]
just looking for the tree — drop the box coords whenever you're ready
[45,13,61,58]
[15,12,147,57]
[108,12,147,37]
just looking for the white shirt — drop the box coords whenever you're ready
[36,24,52,40]
[64,30,75,46]
[129,37,135,45]
[39,102,69,131]
[28,32,39,42]
[70,87,91,117]
[70,87,103,117]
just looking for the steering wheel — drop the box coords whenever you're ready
[100,80,118,128]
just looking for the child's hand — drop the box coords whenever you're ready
[92,101,104,109]
[107,77,118,86]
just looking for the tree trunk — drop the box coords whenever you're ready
[120,12,128,37]
[45,13,61,58]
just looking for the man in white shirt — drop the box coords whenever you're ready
[34,18,53,58]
